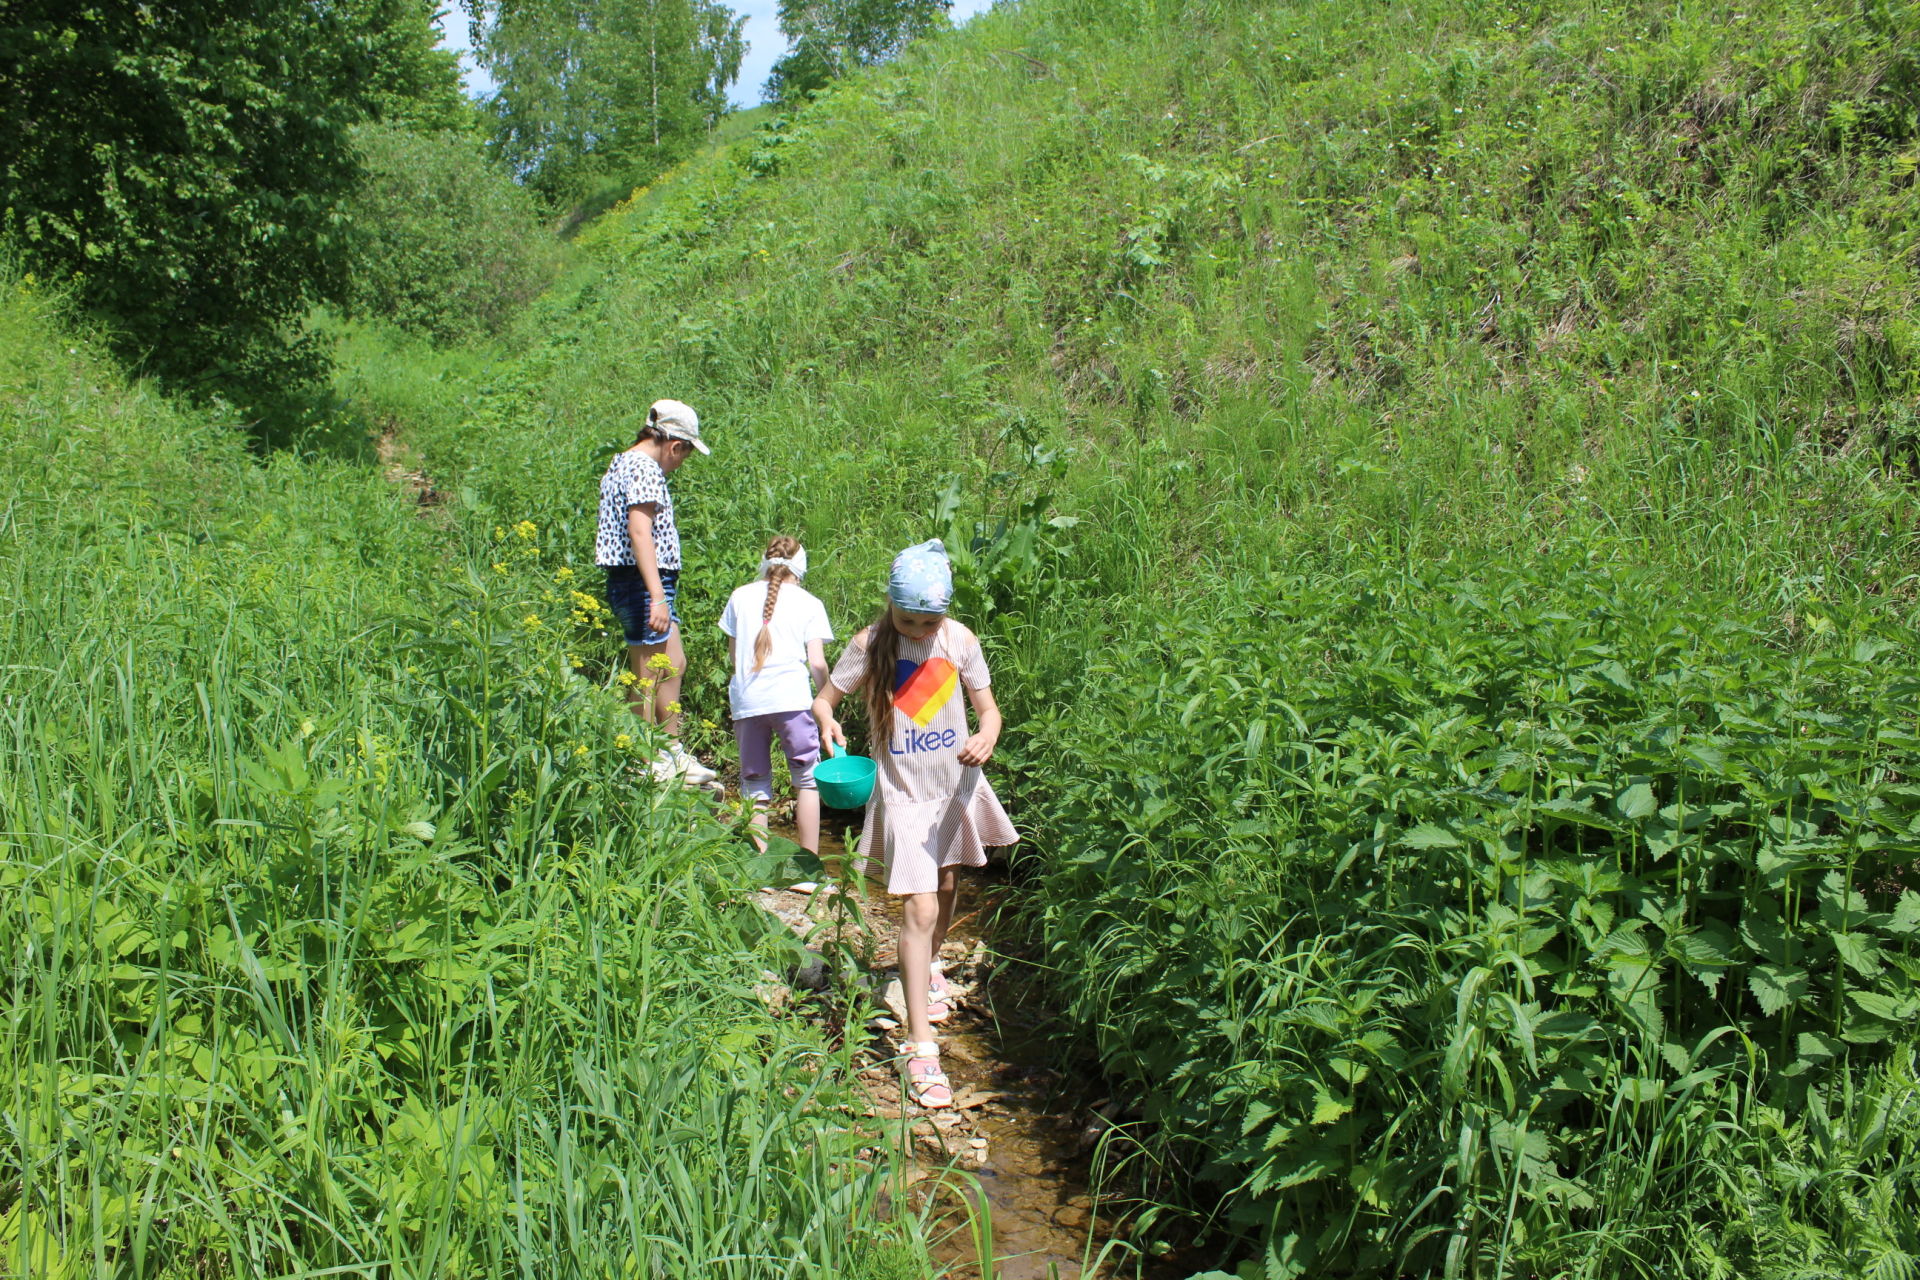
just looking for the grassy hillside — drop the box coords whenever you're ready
[0,280,927,1278]
[337,0,1920,1273]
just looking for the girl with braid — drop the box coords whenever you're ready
[718,536,834,852]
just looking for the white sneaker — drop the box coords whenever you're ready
[670,743,717,784]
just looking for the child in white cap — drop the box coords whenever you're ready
[811,539,1018,1108]
[594,398,714,784]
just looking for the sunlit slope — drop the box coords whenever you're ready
[405,0,1917,610]
[349,0,1920,1275]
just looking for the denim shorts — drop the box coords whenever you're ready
[604,566,680,645]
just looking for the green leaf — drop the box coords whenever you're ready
[1670,922,1736,992]
[1831,931,1884,977]
[1614,782,1657,820]
[1755,842,1814,887]
[1587,660,1633,692]
[742,836,824,888]
[1888,892,1920,937]
[1400,823,1461,849]
[1310,1089,1353,1125]
[1797,1031,1844,1063]
[1850,989,1920,1021]
[1740,911,1791,964]
[1749,965,1810,1016]
[1616,1076,1664,1104]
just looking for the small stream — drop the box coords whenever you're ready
[756,820,1194,1280]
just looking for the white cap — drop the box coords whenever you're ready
[648,399,709,454]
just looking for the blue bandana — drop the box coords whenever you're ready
[888,539,952,613]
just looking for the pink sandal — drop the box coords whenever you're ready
[927,967,953,1024]
[903,1042,953,1109]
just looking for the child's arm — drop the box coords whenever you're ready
[806,639,829,696]
[812,681,847,750]
[958,685,1002,767]
[626,504,670,634]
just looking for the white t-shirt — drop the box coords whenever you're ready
[717,580,835,718]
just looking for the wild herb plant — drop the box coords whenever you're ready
[1021,554,1920,1275]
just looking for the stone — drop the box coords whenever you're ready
[792,954,829,990]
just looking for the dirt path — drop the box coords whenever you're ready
[754,822,1190,1280]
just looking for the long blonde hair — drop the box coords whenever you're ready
[859,608,903,748]
[752,535,801,673]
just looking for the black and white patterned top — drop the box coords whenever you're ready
[595,450,680,569]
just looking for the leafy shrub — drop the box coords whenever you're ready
[344,123,558,345]
[1019,551,1920,1276]
[0,1,455,398]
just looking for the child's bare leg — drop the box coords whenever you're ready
[794,788,820,854]
[900,891,941,1044]
[929,866,959,964]
[746,799,770,853]
[623,643,657,720]
[652,626,687,737]
[626,628,686,736]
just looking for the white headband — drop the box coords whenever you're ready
[759,548,807,580]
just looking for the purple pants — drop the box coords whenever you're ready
[735,709,821,802]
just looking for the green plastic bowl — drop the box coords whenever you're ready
[815,743,876,810]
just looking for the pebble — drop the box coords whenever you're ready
[792,955,829,990]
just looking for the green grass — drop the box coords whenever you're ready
[11,0,1920,1272]
[329,0,1920,1273]
[0,281,931,1277]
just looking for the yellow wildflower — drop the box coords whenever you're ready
[573,744,589,758]
[647,653,676,672]
[614,733,634,750]
[554,566,575,582]
[492,562,508,574]
[513,520,538,541]
[617,670,639,687]
[523,613,544,629]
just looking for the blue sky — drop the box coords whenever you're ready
[435,1,997,110]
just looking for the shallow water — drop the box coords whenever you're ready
[759,820,1192,1280]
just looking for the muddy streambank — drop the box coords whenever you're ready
[753,820,1195,1280]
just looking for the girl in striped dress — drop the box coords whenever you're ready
[812,540,1018,1109]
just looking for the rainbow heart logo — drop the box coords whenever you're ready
[893,657,958,727]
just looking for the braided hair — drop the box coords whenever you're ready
[751,535,802,673]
